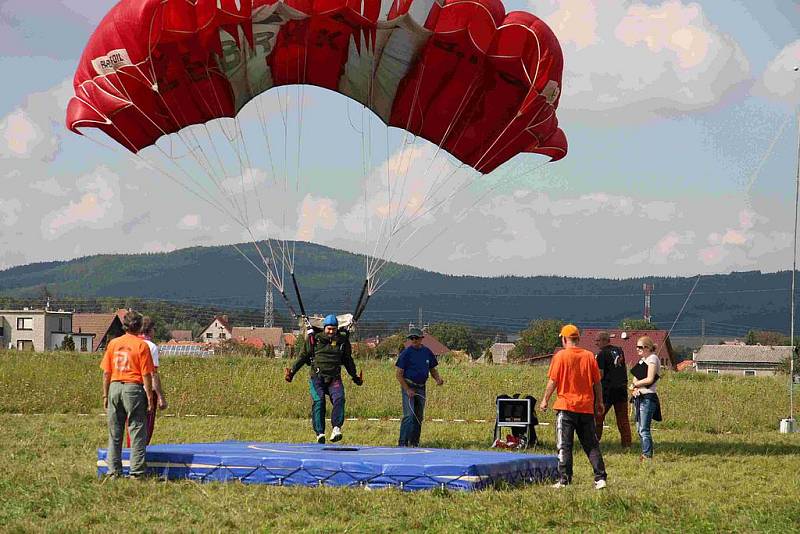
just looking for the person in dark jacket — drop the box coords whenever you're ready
[594,332,632,447]
[285,314,363,443]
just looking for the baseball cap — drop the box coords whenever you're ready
[559,324,580,338]
[407,327,424,339]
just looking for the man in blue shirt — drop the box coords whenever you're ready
[395,327,444,447]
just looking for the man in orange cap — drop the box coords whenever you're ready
[539,324,608,489]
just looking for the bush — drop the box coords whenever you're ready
[60,335,75,351]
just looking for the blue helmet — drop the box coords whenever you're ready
[323,314,339,327]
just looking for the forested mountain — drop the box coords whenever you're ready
[0,241,793,337]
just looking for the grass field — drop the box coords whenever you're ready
[1,352,799,532]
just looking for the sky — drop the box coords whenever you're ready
[0,0,799,282]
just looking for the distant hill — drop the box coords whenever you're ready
[0,241,794,337]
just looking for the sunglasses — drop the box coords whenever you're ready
[636,345,649,350]
[409,336,421,340]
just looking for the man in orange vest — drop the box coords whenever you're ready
[101,310,154,478]
[539,324,608,489]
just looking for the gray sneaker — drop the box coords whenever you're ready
[594,479,607,490]
[552,481,568,488]
[330,426,342,443]
[316,433,326,444]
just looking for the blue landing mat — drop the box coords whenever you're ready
[98,441,558,491]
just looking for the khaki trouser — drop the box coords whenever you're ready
[107,381,148,476]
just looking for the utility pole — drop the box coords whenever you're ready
[643,283,654,323]
[701,319,705,346]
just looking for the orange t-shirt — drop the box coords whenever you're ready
[548,347,601,414]
[100,333,154,384]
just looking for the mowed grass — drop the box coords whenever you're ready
[1,351,799,532]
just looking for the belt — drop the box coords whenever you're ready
[112,381,143,385]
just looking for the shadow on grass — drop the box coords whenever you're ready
[420,438,800,457]
[655,440,800,457]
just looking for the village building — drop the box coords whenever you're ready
[0,307,74,351]
[693,345,791,376]
[402,332,450,356]
[169,329,194,342]
[488,342,515,364]
[72,309,126,352]
[198,315,233,344]
[232,326,286,355]
[577,328,677,369]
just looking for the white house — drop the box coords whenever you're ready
[693,345,791,376]
[0,308,73,351]
[198,315,233,344]
[488,342,516,364]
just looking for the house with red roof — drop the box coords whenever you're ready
[403,332,450,356]
[576,328,677,369]
[232,326,285,355]
[199,315,232,344]
[169,329,194,342]
[72,311,125,351]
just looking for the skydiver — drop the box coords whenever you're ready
[284,314,363,443]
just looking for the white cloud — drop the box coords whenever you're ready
[178,214,201,230]
[296,195,338,241]
[30,177,69,196]
[540,0,750,119]
[0,79,72,161]
[41,166,122,239]
[754,40,800,105]
[0,198,22,226]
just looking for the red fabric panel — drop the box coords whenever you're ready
[67,0,566,168]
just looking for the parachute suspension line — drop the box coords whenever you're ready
[231,242,300,318]
[385,65,430,239]
[103,99,244,227]
[78,125,241,226]
[745,112,794,195]
[389,72,483,238]
[98,72,241,223]
[372,159,554,292]
[125,61,235,199]
[253,95,293,287]
[661,275,702,356]
[191,66,296,290]
[292,37,311,276]
[365,63,427,281]
[392,104,553,240]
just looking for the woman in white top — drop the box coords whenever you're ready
[630,336,661,460]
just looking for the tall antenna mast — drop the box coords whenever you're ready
[264,261,274,328]
[780,67,799,434]
[643,283,654,323]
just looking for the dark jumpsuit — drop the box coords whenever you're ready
[290,331,358,435]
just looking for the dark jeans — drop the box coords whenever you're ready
[635,395,657,457]
[399,384,426,446]
[555,410,607,484]
[107,382,148,477]
[309,375,345,435]
[595,399,632,447]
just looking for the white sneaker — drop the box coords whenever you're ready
[330,426,342,443]
[551,481,568,488]
[594,479,607,490]
[316,433,326,444]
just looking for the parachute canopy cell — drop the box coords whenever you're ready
[67,0,567,173]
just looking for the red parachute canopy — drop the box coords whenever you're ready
[66,0,566,173]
